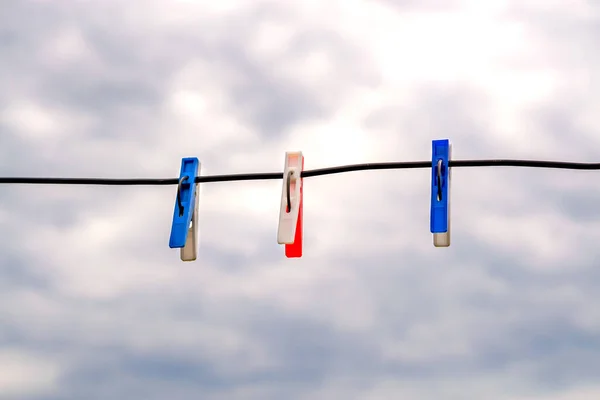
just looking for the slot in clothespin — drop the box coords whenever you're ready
[169,157,200,261]
[430,139,452,247]
[277,151,304,258]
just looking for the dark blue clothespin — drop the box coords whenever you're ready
[169,157,200,261]
[430,139,451,247]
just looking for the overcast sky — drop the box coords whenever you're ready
[1,1,600,399]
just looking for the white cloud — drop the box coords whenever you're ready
[0,348,60,396]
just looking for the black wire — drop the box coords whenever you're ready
[1,159,600,186]
[451,159,600,169]
[0,177,180,185]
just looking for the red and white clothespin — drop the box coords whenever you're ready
[277,151,304,258]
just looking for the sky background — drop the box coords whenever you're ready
[1,0,600,399]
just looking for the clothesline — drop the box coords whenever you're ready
[2,141,598,262]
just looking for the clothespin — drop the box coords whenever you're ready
[277,151,304,258]
[430,139,451,247]
[169,157,200,261]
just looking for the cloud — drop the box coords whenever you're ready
[1,0,600,399]
[0,349,59,397]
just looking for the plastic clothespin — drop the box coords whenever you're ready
[169,157,200,261]
[277,151,304,258]
[430,139,452,247]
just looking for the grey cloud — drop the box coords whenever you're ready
[4,228,600,400]
[1,0,376,147]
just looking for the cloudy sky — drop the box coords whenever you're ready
[1,0,600,399]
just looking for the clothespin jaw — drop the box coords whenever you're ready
[277,151,304,258]
[430,139,451,247]
[169,157,200,261]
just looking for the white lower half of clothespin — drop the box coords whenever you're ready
[181,182,199,261]
[433,210,451,247]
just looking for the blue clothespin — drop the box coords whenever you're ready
[169,157,200,261]
[430,139,451,247]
